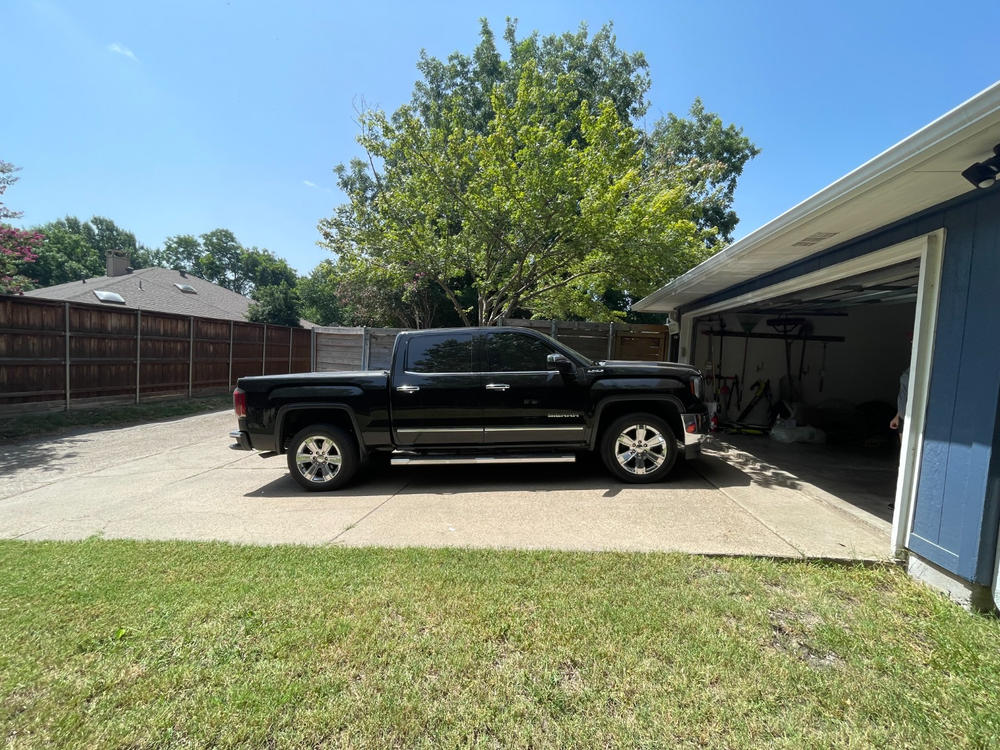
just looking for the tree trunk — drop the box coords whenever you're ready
[437,280,472,326]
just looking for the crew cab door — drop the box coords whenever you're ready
[481,330,587,445]
[390,330,484,446]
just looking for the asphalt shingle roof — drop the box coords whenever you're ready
[23,268,252,321]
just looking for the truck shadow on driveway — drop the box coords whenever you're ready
[243,456,748,500]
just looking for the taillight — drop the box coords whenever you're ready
[233,387,247,418]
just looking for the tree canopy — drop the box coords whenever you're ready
[1,160,41,294]
[24,216,156,288]
[319,20,758,326]
[246,282,301,327]
[9,210,304,326]
[158,229,298,296]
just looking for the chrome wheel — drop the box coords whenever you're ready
[295,435,344,484]
[614,423,668,476]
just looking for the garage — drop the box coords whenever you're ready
[650,230,945,560]
[689,250,932,530]
[634,81,1000,608]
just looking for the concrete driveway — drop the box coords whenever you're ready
[0,411,890,560]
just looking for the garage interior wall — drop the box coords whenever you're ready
[693,303,915,423]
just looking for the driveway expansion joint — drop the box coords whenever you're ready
[328,482,411,543]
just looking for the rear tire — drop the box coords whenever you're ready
[600,413,678,483]
[286,425,359,491]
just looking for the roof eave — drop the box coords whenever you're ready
[633,81,1000,313]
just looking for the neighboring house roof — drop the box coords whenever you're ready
[634,80,1000,313]
[24,267,252,321]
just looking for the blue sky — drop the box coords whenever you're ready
[6,0,1000,275]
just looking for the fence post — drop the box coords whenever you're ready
[228,320,234,388]
[188,316,195,397]
[310,327,316,371]
[136,309,141,404]
[287,327,293,373]
[550,320,557,339]
[64,302,71,411]
[261,324,267,375]
[607,321,615,360]
[361,327,371,370]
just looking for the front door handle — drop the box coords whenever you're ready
[485,383,510,391]
[396,384,420,393]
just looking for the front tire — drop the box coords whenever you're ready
[600,413,678,483]
[286,425,359,491]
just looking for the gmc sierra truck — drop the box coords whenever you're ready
[230,326,707,490]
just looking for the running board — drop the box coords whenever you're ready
[390,453,576,466]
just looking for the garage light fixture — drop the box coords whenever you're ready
[961,143,1000,189]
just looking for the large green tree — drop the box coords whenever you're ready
[159,230,298,295]
[28,221,103,286]
[297,261,345,326]
[319,20,757,325]
[24,216,157,288]
[246,282,302,327]
[299,258,460,328]
[646,98,759,244]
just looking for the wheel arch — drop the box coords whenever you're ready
[275,403,366,459]
[589,396,685,450]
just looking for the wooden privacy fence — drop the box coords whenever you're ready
[0,295,312,414]
[314,319,671,372]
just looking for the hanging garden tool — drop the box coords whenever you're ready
[767,315,806,402]
[797,320,813,398]
[736,315,758,402]
[819,342,828,392]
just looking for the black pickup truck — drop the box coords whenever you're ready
[230,326,707,490]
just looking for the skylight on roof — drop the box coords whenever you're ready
[174,283,197,294]
[93,290,126,304]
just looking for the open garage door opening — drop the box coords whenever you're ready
[691,260,920,528]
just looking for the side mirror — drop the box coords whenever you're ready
[547,352,574,375]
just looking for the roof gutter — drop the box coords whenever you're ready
[633,81,1000,313]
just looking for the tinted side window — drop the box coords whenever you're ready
[405,333,474,373]
[486,332,555,372]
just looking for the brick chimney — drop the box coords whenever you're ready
[106,250,131,277]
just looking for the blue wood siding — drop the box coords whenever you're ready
[910,192,1000,583]
[680,188,1000,583]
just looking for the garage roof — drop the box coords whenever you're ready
[634,81,1000,313]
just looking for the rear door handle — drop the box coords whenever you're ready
[485,383,510,391]
[396,384,420,393]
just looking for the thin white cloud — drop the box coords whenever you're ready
[107,42,138,62]
[303,180,333,193]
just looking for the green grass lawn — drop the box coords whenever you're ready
[1,541,997,748]
[0,396,231,443]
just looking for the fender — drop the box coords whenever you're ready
[274,402,367,459]
[588,394,689,451]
